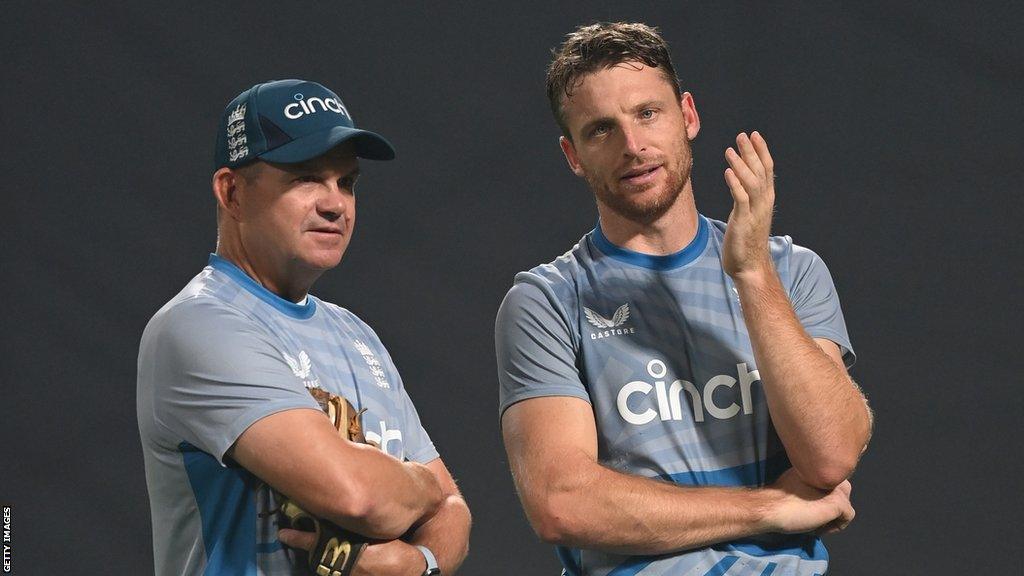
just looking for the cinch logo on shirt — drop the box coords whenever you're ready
[616,359,761,425]
[364,420,404,459]
[284,93,351,119]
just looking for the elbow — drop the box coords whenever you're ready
[528,490,585,546]
[424,474,446,515]
[803,410,873,490]
[532,510,575,546]
[323,481,408,540]
[798,453,861,491]
[800,466,851,491]
[323,482,371,521]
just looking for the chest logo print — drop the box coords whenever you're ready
[584,303,637,340]
[283,350,312,378]
[282,350,320,389]
[584,303,630,328]
[353,340,391,389]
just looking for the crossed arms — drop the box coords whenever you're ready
[231,408,471,574]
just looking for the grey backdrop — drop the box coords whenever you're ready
[3,1,1021,574]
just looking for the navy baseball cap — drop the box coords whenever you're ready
[214,79,396,169]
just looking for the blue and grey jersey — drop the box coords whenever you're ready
[496,215,853,576]
[137,254,437,576]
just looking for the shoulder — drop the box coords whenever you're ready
[145,291,253,343]
[311,296,399,365]
[766,235,834,295]
[772,235,828,276]
[506,233,593,311]
[497,238,595,348]
[139,284,272,374]
[312,297,383,344]
[520,239,586,285]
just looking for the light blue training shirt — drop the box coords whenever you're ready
[496,215,854,576]
[137,254,438,576]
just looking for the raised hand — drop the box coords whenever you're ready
[722,131,776,280]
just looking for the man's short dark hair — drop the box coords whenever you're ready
[546,22,682,140]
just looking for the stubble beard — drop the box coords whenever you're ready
[588,138,694,225]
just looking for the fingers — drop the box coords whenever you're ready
[750,131,774,176]
[724,132,774,208]
[817,481,855,535]
[735,132,762,179]
[724,167,749,211]
[812,501,855,536]
[278,528,317,551]
[836,479,852,498]
[833,499,856,533]
[725,146,758,193]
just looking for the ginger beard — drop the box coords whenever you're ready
[584,135,694,225]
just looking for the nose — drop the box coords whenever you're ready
[317,180,348,223]
[621,125,646,158]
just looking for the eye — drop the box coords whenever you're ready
[294,174,319,184]
[590,124,610,138]
[640,108,657,120]
[338,174,359,190]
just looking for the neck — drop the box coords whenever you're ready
[597,182,699,255]
[215,233,319,303]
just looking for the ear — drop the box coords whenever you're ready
[559,136,586,178]
[680,92,701,140]
[212,167,244,221]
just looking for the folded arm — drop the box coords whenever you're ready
[723,131,872,490]
[401,458,471,574]
[502,396,854,555]
[277,457,471,575]
[230,408,443,540]
[735,269,873,489]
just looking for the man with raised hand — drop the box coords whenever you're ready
[138,79,468,576]
[497,23,871,575]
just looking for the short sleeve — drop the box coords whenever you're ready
[141,299,320,464]
[495,278,590,419]
[787,246,856,367]
[394,376,439,464]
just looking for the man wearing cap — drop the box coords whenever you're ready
[137,79,469,576]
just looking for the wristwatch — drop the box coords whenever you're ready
[416,545,441,576]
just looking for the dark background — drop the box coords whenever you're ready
[3,1,1021,574]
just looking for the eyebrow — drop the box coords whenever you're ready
[283,161,360,179]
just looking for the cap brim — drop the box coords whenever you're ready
[259,125,396,163]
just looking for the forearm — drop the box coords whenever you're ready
[322,445,444,539]
[405,494,472,574]
[524,459,775,555]
[232,410,444,540]
[734,267,872,487]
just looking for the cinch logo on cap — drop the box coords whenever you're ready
[214,78,396,169]
[284,93,351,120]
